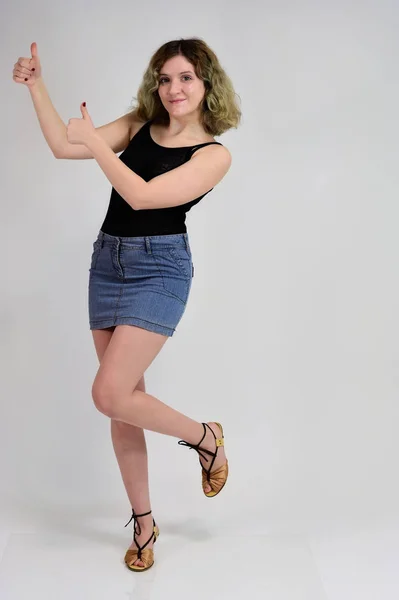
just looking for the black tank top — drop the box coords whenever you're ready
[100,119,223,236]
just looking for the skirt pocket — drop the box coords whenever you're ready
[166,247,192,280]
[151,247,192,304]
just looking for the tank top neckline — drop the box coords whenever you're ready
[147,119,220,150]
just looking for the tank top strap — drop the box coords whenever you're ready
[188,141,223,159]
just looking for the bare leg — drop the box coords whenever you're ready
[100,389,227,494]
[111,381,155,568]
[92,328,154,567]
[92,325,227,497]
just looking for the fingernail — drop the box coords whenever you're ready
[31,68,35,72]
[24,78,28,81]
[83,102,86,107]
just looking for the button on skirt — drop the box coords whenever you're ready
[88,230,194,337]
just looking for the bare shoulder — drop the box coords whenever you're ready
[194,142,232,164]
[190,143,232,186]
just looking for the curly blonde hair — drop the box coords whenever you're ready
[127,37,242,136]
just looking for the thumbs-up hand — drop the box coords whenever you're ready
[67,102,96,146]
[13,41,42,87]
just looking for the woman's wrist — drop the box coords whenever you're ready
[28,76,44,93]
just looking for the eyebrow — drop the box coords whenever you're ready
[159,70,194,76]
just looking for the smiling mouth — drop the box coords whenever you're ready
[170,99,185,103]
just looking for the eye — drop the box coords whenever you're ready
[159,76,192,84]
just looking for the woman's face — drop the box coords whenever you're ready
[157,55,206,117]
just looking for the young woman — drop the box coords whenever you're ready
[13,37,241,572]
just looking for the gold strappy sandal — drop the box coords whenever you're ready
[123,509,160,572]
[178,422,229,498]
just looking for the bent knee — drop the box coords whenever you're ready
[91,381,119,417]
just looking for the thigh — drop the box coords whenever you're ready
[92,324,167,397]
[92,327,115,362]
[91,326,147,393]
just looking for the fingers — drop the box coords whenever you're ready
[14,60,33,76]
[13,57,36,84]
[13,71,33,84]
[13,45,40,86]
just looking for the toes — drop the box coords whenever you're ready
[134,559,144,567]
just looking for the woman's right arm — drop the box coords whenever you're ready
[29,78,136,160]
[14,43,140,160]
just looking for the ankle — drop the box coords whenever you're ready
[135,513,153,524]
[183,422,207,447]
[127,510,153,530]
[202,424,217,451]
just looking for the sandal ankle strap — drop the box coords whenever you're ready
[124,508,153,528]
[178,423,213,462]
[178,422,224,480]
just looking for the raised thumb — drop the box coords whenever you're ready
[30,42,38,58]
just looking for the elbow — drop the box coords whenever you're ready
[52,148,64,159]
[129,190,147,211]
[129,198,141,210]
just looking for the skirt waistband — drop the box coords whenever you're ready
[95,230,191,254]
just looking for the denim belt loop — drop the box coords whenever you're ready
[145,237,152,254]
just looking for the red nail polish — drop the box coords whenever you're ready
[31,68,35,72]
[83,102,86,107]
[24,78,28,81]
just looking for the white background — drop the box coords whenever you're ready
[1,0,398,598]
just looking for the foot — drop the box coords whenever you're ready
[128,513,155,568]
[199,422,227,494]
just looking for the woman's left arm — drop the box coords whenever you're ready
[87,132,231,210]
[75,102,231,210]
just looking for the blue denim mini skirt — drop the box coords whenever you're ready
[88,230,194,337]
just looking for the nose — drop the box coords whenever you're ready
[168,80,183,94]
